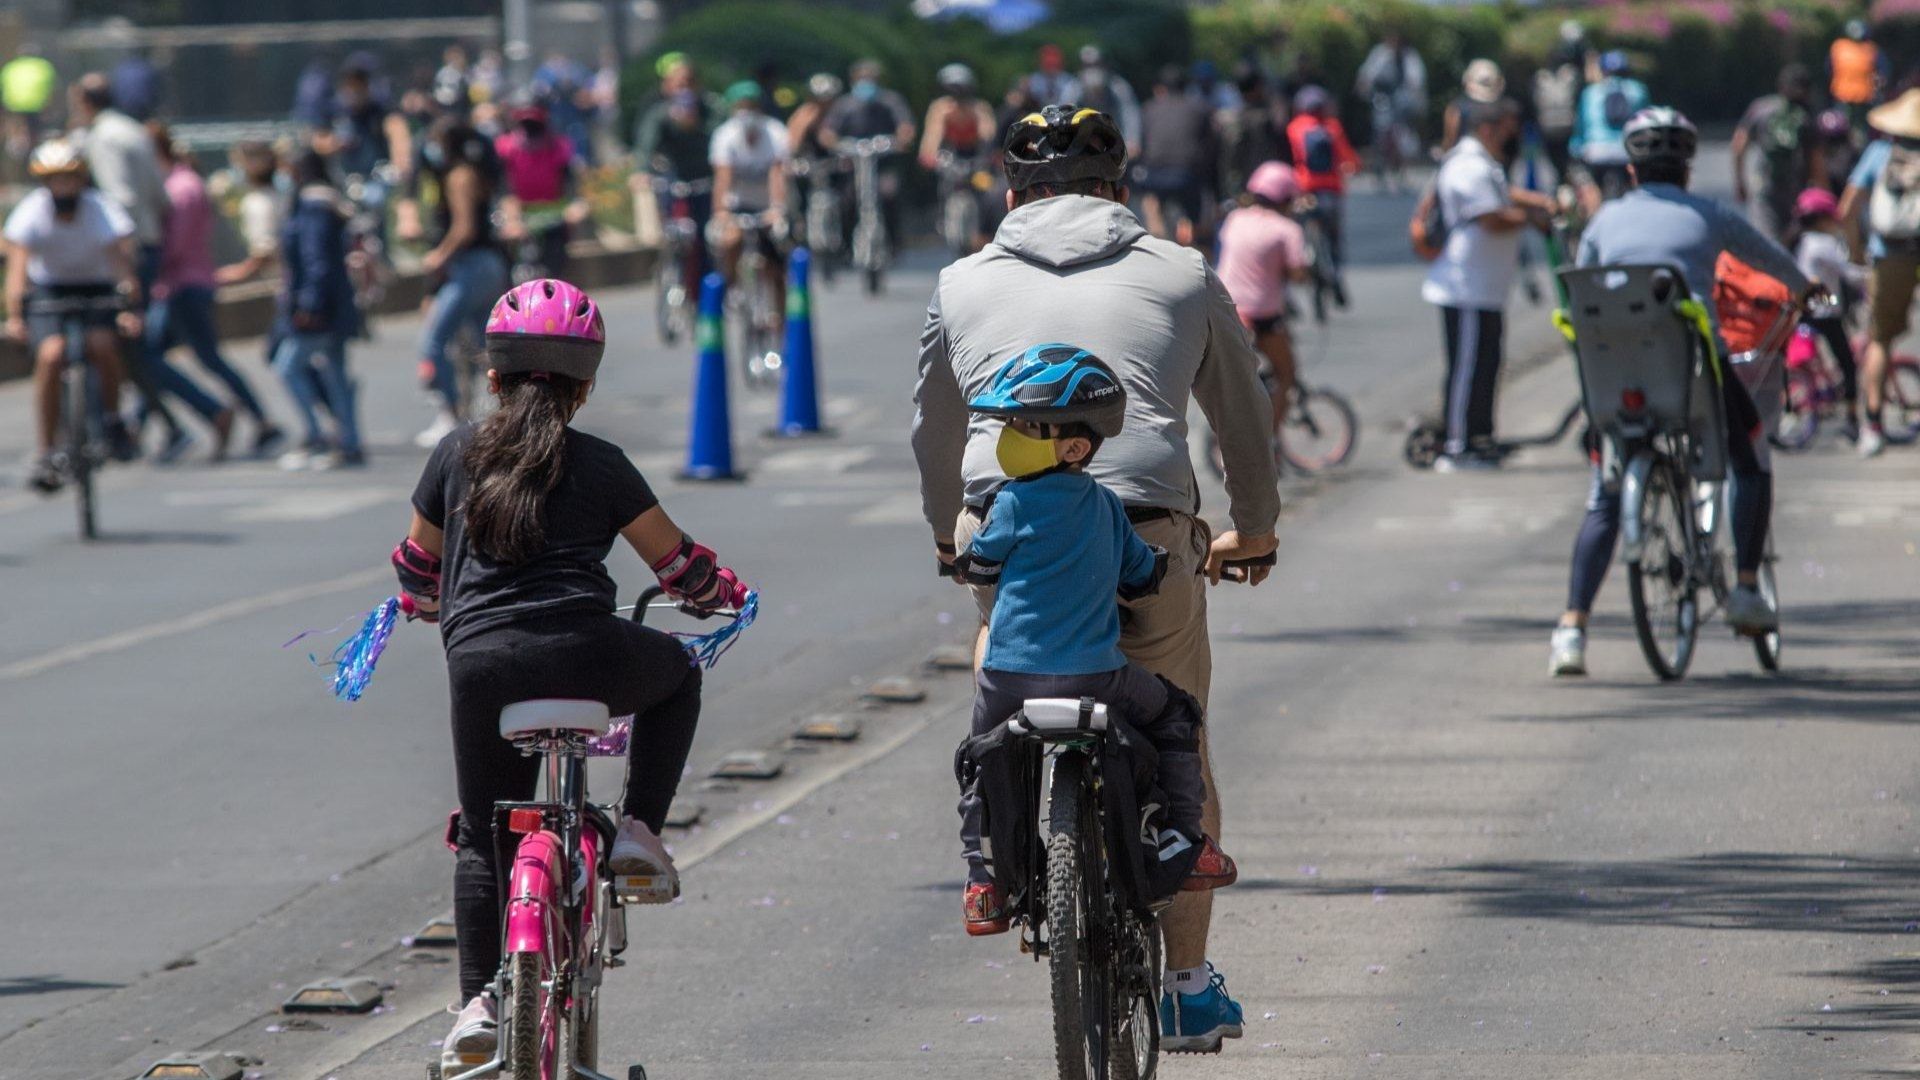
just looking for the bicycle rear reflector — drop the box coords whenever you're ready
[139,1052,246,1080]
[1622,387,1647,412]
[282,976,384,1013]
[508,808,547,834]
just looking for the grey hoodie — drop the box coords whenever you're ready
[913,195,1280,537]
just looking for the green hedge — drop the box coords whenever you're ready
[620,0,1190,140]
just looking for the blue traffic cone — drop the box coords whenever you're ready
[682,273,742,481]
[773,247,828,437]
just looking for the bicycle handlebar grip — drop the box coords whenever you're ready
[1220,551,1278,583]
[937,559,958,579]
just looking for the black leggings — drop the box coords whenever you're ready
[446,612,702,999]
[1805,315,1859,404]
[1566,374,1772,614]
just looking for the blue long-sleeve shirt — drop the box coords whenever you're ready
[963,471,1160,676]
[1576,182,1811,339]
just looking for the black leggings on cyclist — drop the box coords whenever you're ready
[1566,372,1772,614]
[1804,314,1859,405]
[445,612,702,1000]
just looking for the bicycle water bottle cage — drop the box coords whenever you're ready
[500,699,613,740]
[1009,697,1109,738]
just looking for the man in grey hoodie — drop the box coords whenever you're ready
[913,104,1279,1053]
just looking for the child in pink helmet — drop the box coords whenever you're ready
[392,278,755,1070]
[1792,186,1864,436]
[1215,161,1310,437]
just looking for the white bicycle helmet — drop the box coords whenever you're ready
[1623,107,1698,166]
[937,63,977,94]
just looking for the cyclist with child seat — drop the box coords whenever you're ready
[950,345,1238,938]
[4,139,141,492]
[914,103,1278,1055]
[1550,108,1815,677]
[395,280,753,1070]
[1216,162,1311,435]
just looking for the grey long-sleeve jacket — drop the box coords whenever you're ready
[913,194,1280,538]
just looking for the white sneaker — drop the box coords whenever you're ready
[440,994,496,1072]
[277,447,320,472]
[610,818,680,903]
[415,410,460,449]
[1549,625,1587,677]
[1726,585,1779,635]
[1860,425,1886,459]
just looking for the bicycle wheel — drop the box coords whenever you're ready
[1626,459,1699,680]
[1106,911,1160,1080]
[1280,386,1358,472]
[1771,366,1819,451]
[1402,420,1443,470]
[66,347,96,541]
[1047,755,1111,1080]
[1753,547,1782,672]
[655,253,682,346]
[505,951,559,1080]
[1883,358,1920,443]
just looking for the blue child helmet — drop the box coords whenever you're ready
[967,343,1128,437]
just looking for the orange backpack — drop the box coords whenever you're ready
[1713,252,1792,356]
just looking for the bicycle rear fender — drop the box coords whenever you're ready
[505,830,566,956]
[1619,448,1655,564]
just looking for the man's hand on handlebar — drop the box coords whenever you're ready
[935,537,960,581]
[1205,530,1278,586]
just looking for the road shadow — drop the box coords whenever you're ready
[0,974,121,997]
[1234,851,1920,937]
[1779,956,1920,1038]
[93,529,239,546]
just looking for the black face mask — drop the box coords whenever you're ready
[519,120,547,140]
[51,193,80,216]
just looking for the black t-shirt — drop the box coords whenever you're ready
[412,425,660,648]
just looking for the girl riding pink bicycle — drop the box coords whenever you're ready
[391,279,753,1071]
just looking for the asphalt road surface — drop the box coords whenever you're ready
[3,151,1919,1080]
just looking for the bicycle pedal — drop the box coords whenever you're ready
[612,874,676,903]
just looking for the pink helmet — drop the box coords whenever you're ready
[1794,187,1840,220]
[1246,161,1301,205]
[485,278,606,382]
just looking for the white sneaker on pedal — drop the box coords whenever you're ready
[415,409,460,449]
[610,818,680,903]
[1726,585,1778,635]
[1860,425,1886,459]
[440,994,496,1073]
[1549,625,1587,677]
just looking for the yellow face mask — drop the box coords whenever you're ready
[995,425,1060,478]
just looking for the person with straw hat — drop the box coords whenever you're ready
[1442,58,1507,151]
[1837,86,1920,456]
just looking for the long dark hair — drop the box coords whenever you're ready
[461,373,580,563]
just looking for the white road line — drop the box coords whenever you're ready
[0,566,388,683]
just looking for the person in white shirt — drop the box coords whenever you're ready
[2,140,144,492]
[1421,99,1553,470]
[709,80,790,334]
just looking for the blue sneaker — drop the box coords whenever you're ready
[1158,964,1244,1054]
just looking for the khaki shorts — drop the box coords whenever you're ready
[1868,251,1920,344]
[953,506,1215,708]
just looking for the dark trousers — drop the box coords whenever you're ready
[959,664,1203,885]
[445,613,703,1000]
[1805,314,1860,405]
[1440,305,1505,456]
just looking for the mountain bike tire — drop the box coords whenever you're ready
[1626,459,1699,681]
[1106,910,1160,1080]
[1048,756,1107,1080]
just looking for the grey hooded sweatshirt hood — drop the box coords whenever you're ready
[913,195,1279,538]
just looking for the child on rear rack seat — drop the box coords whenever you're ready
[947,344,1237,938]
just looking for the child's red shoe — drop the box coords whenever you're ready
[964,881,1011,935]
[1179,835,1239,891]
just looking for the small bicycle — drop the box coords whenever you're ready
[428,586,752,1080]
[1771,327,1920,450]
[720,211,786,390]
[840,136,896,296]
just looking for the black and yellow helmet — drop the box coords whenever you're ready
[1002,104,1126,193]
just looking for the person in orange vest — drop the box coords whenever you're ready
[1829,19,1889,138]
